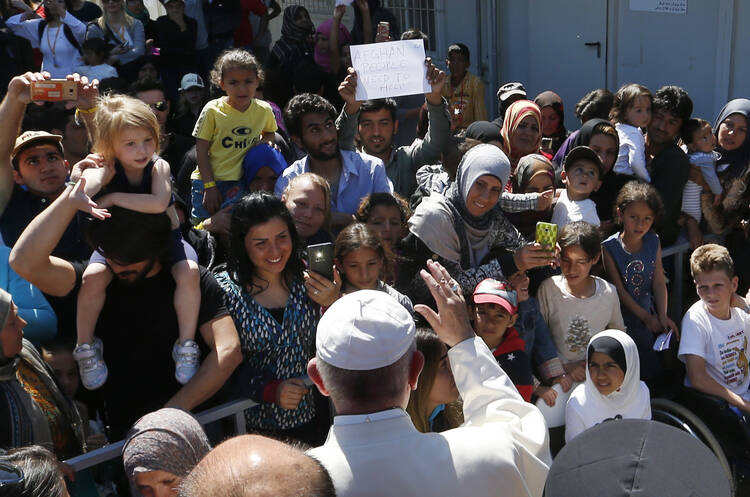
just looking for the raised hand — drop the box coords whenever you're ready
[414,260,474,347]
[338,67,359,114]
[424,58,446,105]
[65,73,99,111]
[7,72,50,106]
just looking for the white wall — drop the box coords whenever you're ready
[495,0,745,127]
[729,0,750,105]
[607,0,727,125]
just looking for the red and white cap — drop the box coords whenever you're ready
[472,278,518,315]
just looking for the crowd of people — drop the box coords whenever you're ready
[1,0,749,496]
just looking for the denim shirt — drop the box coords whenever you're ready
[515,296,559,367]
[274,150,393,215]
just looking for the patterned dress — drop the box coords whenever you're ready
[602,231,661,380]
[215,272,318,430]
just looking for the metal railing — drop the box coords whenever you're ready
[63,398,257,472]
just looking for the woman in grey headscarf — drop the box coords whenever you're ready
[123,408,211,497]
[402,143,554,303]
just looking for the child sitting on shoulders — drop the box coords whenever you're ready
[472,278,534,401]
[680,118,723,223]
[610,83,652,182]
[191,49,278,223]
[538,221,625,384]
[508,270,572,406]
[73,94,201,390]
[551,146,603,229]
[679,244,750,420]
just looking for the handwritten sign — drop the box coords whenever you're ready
[350,40,431,101]
[630,0,686,14]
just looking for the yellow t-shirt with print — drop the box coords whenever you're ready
[192,97,278,181]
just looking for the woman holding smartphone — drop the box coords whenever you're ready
[214,192,338,445]
[85,0,145,80]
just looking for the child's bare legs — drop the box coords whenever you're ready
[73,262,112,390]
[171,259,201,384]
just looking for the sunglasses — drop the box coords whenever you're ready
[149,101,168,112]
[0,462,23,488]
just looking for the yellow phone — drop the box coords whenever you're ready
[535,222,558,251]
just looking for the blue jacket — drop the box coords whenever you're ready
[0,245,57,344]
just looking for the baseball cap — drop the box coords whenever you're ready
[316,290,416,370]
[179,73,204,92]
[11,131,64,163]
[563,145,604,177]
[473,278,517,315]
[496,82,526,102]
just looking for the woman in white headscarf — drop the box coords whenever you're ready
[565,329,651,443]
[402,143,553,302]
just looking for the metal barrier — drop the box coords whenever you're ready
[63,398,257,472]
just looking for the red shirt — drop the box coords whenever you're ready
[234,0,267,47]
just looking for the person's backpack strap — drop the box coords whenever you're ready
[62,23,83,55]
[37,18,47,43]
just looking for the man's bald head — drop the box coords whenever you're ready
[178,435,336,497]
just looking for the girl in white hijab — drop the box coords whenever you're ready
[565,329,651,442]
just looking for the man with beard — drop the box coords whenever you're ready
[9,172,242,439]
[334,58,450,199]
[645,85,693,247]
[275,93,392,229]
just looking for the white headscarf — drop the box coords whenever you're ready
[566,330,651,440]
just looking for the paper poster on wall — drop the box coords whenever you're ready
[350,39,431,101]
[630,0,686,14]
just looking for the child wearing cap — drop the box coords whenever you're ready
[472,278,534,401]
[551,145,603,229]
[174,73,208,137]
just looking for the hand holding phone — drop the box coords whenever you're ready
[306,242,334,281]
[30,80,77,102]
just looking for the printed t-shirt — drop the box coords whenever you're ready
[192,97,278,181]
[679,301,750,398]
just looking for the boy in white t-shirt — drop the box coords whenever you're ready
[679,244,750,417]
[551,146,603,229]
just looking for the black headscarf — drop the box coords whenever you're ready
[535,91,568,154]
[465,121,503,146]
[714,98,750,182]
[272,6,314,61]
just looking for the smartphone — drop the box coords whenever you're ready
[300,375,315,388]
[535,222,558,251]
[376,21,390,41]
[541,137,554,150]
[306,242,334,281]
[30,79,77,102]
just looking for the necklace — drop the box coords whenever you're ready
[46,24,62,67]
